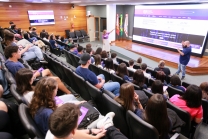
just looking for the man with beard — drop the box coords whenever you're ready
[175,41,192,80]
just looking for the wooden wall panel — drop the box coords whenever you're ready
[0,2,87,37]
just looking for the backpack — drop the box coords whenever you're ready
[78,102,100,129]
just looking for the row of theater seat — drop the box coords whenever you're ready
[63,49,208,138]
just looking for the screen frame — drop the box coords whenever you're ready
[27,10,55,26]
[132,4,208,57]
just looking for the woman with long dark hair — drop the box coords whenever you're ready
[16,68,75,104]
[145,94,171,139]
[170,85,203,124]
[94,47,102,55]
[104,58,115,74]
[132,69,147,89]
[151,80,169,99]
[94,54,103,69]
[116,63,130,81]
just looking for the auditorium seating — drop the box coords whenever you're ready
[80,29,90,41]
[202,99,208,123]
[10,84,28,105]
[166,100,191,138]
[65,30,70,38]
[69,32,78,42]
[126,110,159,139]
[18,104,44,139]
[167,85,184,98]
[75,30,84,43]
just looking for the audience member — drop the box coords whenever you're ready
[132,69,147,89]
[49,34,64,50]
[11,25,18,33]
[135,57,142,67]
[17,28,23,38]
[104,58,115,74]
[55,35,61,41]
[86,47,95,63]
[69,44,78,55]
[28,26,32,33]
[170,85,203,124]
[60,36,66,43]
[169,75,186,93]
[151,80,169,99]
[46,103,127,139]
[127,59,136,72]
[4,32,45,62]
[77,45,83,57]
[42,33,49,42]
[111,53,118,64]
[141,63,151,79]
[200,82,208,100]
[86,43,92,49]
[101,50,108,59]
[95,47,102,55]
[75,53,120,96]
[116,63,131,81]
[115,83,147,115]
[29,78,80,136]
[0,85,3,98]
[154,60,171,76]
[9,21,14,28]
[23,32,45,49]
[40,29,47,38]
[156,71,167,85]
[94,54,103,69]
[31,27,38,36]
[66,38,73,46]
[15,68,74,103]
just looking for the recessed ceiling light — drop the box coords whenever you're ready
[71,1,81,3]
[59,2,69,3]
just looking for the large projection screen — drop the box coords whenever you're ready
[133,4,208,56]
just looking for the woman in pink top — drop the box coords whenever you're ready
[102,29,114,53]
[170,85,203,124]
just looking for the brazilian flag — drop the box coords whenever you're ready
[120,14,123,36]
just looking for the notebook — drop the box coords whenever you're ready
[78,106,89,125]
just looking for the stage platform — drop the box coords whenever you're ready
[112,40,208,75]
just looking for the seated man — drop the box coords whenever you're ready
[154,60,171,76]
[86,47,94,63]
[4,45,71,94]
[46,103,128,139]
[141,63,151,79]
[69,44,78,55]
[77,45,83,57]
[127,59,136,72]
[75,53,120,96]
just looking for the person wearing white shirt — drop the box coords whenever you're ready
[111,53,118,64]
[141,63,151,79]
[104,58,116,74]
[94,54,103,69]
[127,59,136,72]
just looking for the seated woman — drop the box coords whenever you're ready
[151,80,169,99]
[132,69,147,89]
[23,32,45,49]
[94,47,102,55]
[200,82,208,100]
[115,84,171,139]
[4,31,45,62]
[94,54,103,69]
[170,85,203,124]
[103,58,115,74]
[156,71,167,85]
[168,75,186,93]
[42,32,49,42]
[65,38,73,46]
[101,50,108,60]
[15,68,73,104]
[49,34,64,50]
[116,63,131,81]
[30,77,127,139]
